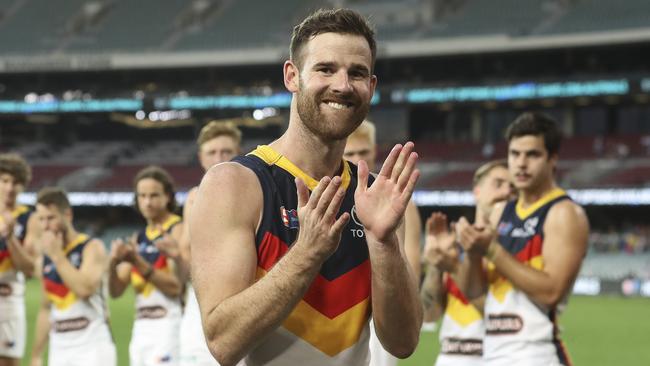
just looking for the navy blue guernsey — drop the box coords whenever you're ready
[232,145,375,358]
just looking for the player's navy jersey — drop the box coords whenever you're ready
[0,205,32,301]
[43,234,112,347]
[484,188,572,366]
[131,214,182,320]
[232,145,374,366]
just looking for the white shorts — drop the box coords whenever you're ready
[435,354,484,366]
[130,316,181,366]
[0,301,25,359]
[369,319,398,366]
[48,340,116,366]
[180,287,217,366]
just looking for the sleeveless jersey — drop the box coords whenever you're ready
[43,234,112,347]
[484,188,572,366]
[131,214,182,320]
[0,205,32,303]
[436,276,484,366]
[233,145,373,366]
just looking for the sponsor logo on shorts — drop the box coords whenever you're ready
[440,337,483,356]
[0,283,12,296]
[54,317,90,333]
[4,340,15,348]
[486,313,524,335]
[136,305,168,319]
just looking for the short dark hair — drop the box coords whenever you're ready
[0,153,31,186]
[505,112,562,156]
[133,166,177,213]
[290,8,376,71]
[37,187,71,213]
[473,159,507,187]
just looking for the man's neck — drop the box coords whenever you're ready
[519,179,557,207]
[147,212,171,227]
[271,122,347,180]
[0,200,16,214]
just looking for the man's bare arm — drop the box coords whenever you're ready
[192,163,350,366]
[420,265,446,322]
[404,200,422,282]
[6,213,37,277]
[355,143,423,358]
[487,201,589,307]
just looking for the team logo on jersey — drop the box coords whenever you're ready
[350,206,364,228]
[497,221,513,236]
[139,242,159,254]
[511,217,539,238]
[280,206,299,229]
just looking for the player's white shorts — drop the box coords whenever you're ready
[0,301,25,359]
[48,340,116,366]
[369,319,398,366]
[435,354,483,366]
[130,316,181,366]
[180,286,217,366]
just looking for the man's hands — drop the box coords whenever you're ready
[155,227,181,259]
[455,217,497,257]
[294,176,350,260]
[423,212,459,273]
[40,231,65,261]
[110,233,137,265]
[355,142,420,244]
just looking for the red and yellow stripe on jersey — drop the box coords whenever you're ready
[43,234,90,310]
[130,214,180,297]
[233,145,373,364]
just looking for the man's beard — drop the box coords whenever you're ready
[296,84,369,142]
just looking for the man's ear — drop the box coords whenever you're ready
[284,60,300,93]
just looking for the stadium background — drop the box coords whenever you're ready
[1,0,649,364]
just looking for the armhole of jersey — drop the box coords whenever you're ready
[232,155,276,247]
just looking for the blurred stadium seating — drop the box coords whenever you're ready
[1,0,650,55]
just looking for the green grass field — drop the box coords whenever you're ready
[21,279,650,365]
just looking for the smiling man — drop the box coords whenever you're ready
[190,8,422,366]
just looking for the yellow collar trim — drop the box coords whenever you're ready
[12,205,29,218]
[249,145,351,191]
[64,234,89,254]
[515,187,567,220]
[146,214,181,241]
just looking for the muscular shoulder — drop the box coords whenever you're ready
[196,162,263,225]
[84,238,107,258]
[546,199,589,232]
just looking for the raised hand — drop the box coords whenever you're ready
[294,176,350,260]
[423,212,459,273]
[155,226,180,259]
[110,235,136,264]
[40,230,64,260]
[354,142,420,243]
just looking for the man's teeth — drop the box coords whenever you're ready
[326,102,349,110]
